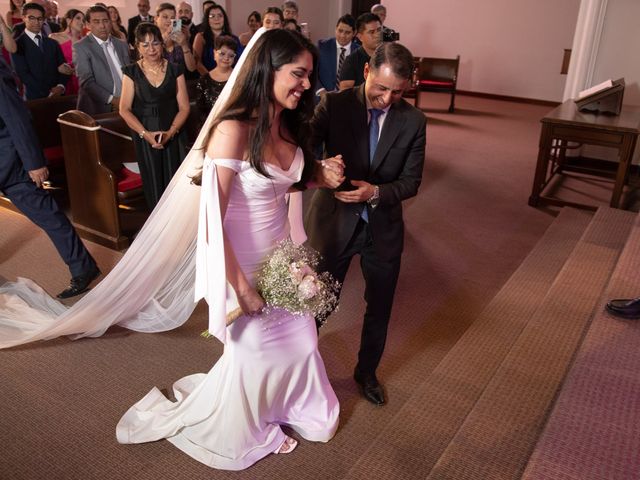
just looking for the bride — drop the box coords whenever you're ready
[116,28,343,469]
[2,28,344,470]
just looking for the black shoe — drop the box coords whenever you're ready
[605,297,640,319]
[57,265,101,299]
[354,368,386,406]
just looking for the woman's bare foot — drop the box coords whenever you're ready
[274,435,298,454]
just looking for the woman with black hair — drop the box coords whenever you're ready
[193,3,241,75]
[117,28,344,471]
[119,22,190,209]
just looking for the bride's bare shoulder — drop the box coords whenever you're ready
[206,120,250,160]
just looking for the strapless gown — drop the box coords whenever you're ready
[116,149,340,470]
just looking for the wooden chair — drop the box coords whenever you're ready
[402,56,421,100]
[416,55,460,112]
[57,110,145,250]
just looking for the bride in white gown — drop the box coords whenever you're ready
[115,29,343,469]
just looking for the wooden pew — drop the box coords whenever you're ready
[416,56,460,112]
[57,110,145,250]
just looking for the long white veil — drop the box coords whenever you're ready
[0,28,304,349]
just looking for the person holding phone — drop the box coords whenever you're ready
[154,2,196,74]
[119,22,190,209]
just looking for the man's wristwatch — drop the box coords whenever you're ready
[367,185,380,208]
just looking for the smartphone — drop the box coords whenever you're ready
[155,132,164,143]
[171,18,182,33]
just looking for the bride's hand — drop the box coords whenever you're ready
[237,288,266,316]
[319,155,345,189]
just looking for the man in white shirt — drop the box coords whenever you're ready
[74,5,129,115]
[316,14,357,97]
[127,0,153,47]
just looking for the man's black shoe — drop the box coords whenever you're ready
[57,265,101,299]
[354,369,386,406]
[606,297,640,319]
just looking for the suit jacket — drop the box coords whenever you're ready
[127,15,154,46]
[11,32,68,100]
[0,57,47,186]
[305,85,427,262]
[11,21,58,38]
[74,34,130,115]
[316,38,358,92]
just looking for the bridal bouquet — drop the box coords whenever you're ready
[256,239,340,323]
[202,240,340,338]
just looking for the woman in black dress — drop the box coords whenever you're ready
[195,35,236,130]
[119,23,190,209]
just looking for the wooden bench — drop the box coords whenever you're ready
[416,56,460,112]
[57,110,146,250]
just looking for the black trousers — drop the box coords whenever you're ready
[0,130,95,278]
[320,219,401,376]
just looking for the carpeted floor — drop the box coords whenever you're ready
[1,93,591,479]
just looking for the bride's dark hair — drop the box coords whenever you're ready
[199,29,318,187]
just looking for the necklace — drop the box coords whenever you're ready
[140,59,166,76]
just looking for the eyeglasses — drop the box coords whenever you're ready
[139,41,162,49]
[217,50,236,59]
[208,14,223,19]
[27,15,44,22]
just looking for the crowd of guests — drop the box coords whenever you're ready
[0,0,399,209]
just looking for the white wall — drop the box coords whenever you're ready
[590,0,640,106]
[386,0,581,102]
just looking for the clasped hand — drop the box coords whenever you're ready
[237,287,265,316]
[318,155,345,188]
[334,180,375,203]
[145,130,172,149]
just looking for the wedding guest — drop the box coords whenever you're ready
[306,42,426,406]
[0,56,100,299]
[119,22,189,209]
[339,12,382,90]
[126,0,152,47]
[107,6,127,42]
[195,34,235,129]
[154,3,196,74]
[371,4,399,42]
[262,7,283,30]
[194,0,215,34]
[48,8,84,95]
[11,2,68,100]
[74,5,129,115]
[193,4,240,75]
[316,14,356,96]
[281,1,298,20]
[283,18,301,33]
[0,14,17,53]
[5,0,25,27]
[43,0,59,32]
[177,1,197,47]
[238,10,260,46]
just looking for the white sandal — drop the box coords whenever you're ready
[274,435,298,454]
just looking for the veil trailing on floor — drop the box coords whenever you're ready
[0,28,306,349]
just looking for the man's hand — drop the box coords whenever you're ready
[49,85,64,97]
[319,155,345,188]
[58,63,74,75]
[28,167,49,188]
[334,180,375,203]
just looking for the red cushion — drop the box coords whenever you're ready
[43,146,64,167]
[117,166,143,192]
[419,80,454,87]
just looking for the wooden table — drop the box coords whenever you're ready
[528,100,640,210]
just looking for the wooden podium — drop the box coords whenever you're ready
[574,78,625,115]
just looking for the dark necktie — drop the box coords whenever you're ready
[34,34,43,50]
[336,47,346,90]
[362,108,384,222]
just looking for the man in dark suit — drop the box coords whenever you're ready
[127,0,153,47]
[0,57,99,298]
[316,14,357,97]
[75,5,129,115]
[11,2,68,100]
[306,42,427,406]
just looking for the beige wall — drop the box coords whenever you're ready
[386,0,581,102]
[590,0,640,106]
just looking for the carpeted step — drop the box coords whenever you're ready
[522,213,640,480]
[341,207,594,480]
[424,207,636,480]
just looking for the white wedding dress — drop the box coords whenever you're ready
[116,151,339,470]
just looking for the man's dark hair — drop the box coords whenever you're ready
[355,12,380,33]
[336,14,355,30]
[22,2,45,15]
[369,42,414,80]
[85,4,109,22]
